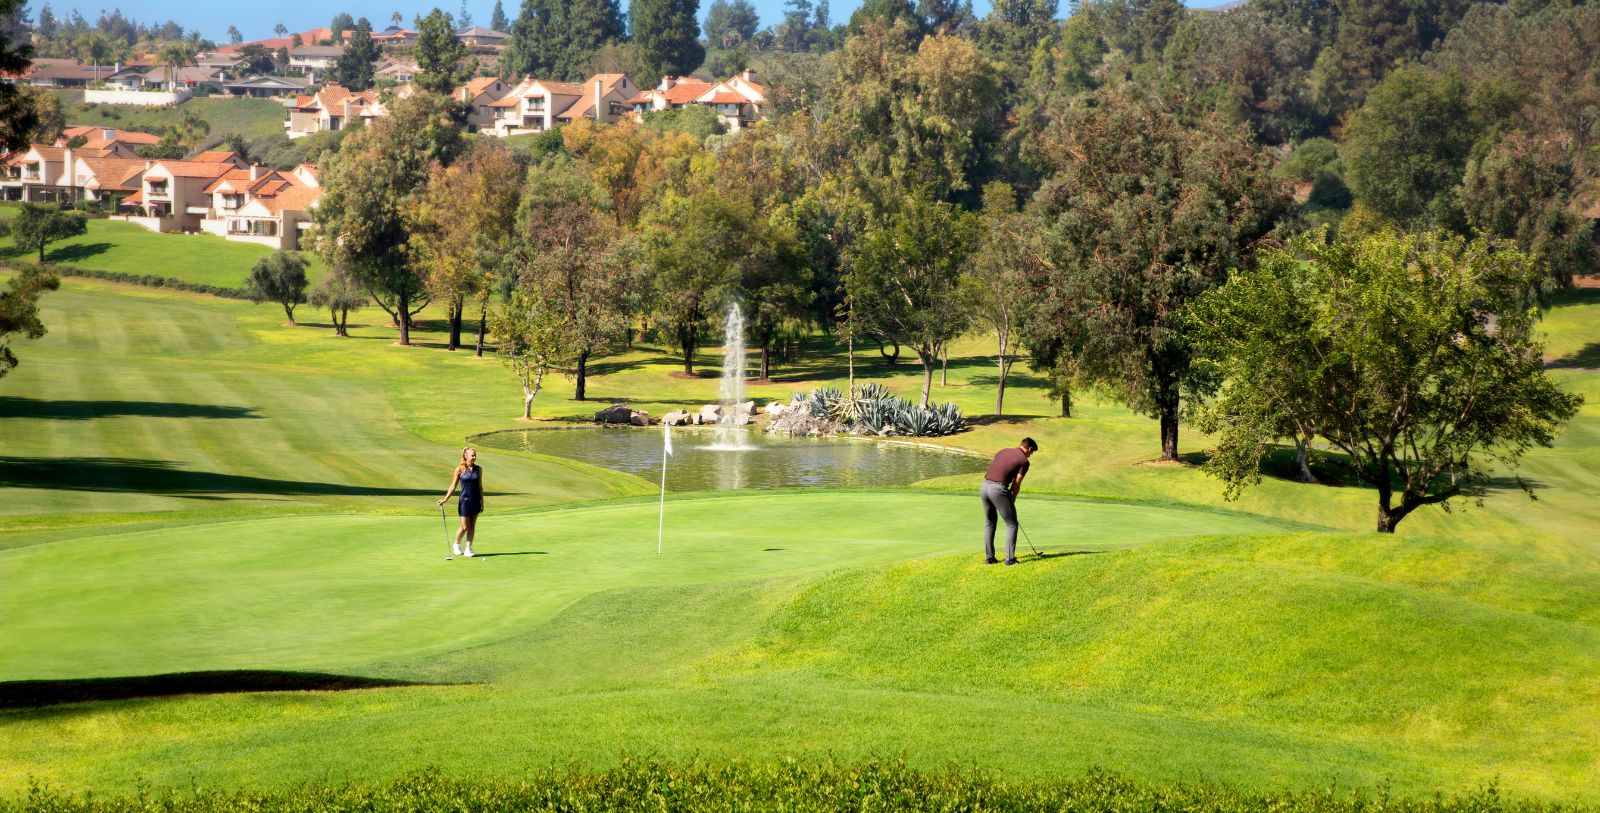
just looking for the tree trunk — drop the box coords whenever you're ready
[1159,409,1179,462]
[847,335,854,393]
[1061,386,1071,418]
[447,298,462,351]
[1294,434,1316,483]
[941,344,948,386]
[917,349,936,409]
[994,336,1009,416]
[397,288,411,346]
[759,344,770,380]
[1376,482,1398,533]
[575,349,590,400]
[38,243,45,263]
[282,302,296,325]
[522,364,545,419]
[474,301,488,357]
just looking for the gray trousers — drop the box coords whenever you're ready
[981,480,1018,562]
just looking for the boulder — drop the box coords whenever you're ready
[698,404,722,423]
[629,410,650,427]
[766,402,789,418]
[662,409,691,426]
[594,404,633,424]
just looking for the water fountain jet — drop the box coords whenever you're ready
[709,302,753,451]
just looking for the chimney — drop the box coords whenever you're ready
[63,147,73,188]
[742,69,753,83]
[593,78,602,121]
[250,164,263,181]
[662,75,676,90]
[103,127,115,140]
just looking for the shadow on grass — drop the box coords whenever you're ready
[1549,341,1600,369]
[44,242,114,264]
[0,670,430,709]
[0,456,438,498]
[471,551,547,557]
[0,397,259,421]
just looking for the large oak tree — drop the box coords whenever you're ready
[1024,84,1290,461]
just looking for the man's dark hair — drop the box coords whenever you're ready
[1021,437,1038,452]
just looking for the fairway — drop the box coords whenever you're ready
[2,277,1598,804]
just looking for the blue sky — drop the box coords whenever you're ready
[34,0,1229,45]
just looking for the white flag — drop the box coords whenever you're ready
[663,422,673,456]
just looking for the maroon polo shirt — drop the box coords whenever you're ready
[984,447,1030,485]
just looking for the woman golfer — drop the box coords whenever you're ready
[438,447,484,557]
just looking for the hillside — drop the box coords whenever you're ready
[49,92,290,144]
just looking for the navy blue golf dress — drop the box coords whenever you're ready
[457,465,483,517]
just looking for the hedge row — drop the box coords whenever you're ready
[6,761,1581,813]
[19,263,249,300]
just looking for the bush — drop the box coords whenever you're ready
[781,383,964,437]
[5,262,251,299]
[0,762,1567,813]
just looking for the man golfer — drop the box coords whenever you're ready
[982,437,1037,566]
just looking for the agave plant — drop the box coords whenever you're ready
[806,387,842,419]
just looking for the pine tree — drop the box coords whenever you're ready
[504,0,564,78]
[458,0,474,27]
[490,0,508,30]
[633,0,704,79]
[414,8,468,93]
[560,0,626,79]
[332,18,378,89]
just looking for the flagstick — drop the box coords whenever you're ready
[657,424,669,555]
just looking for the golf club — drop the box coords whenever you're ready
[1018,521,1042,557]
[440,504,453,560]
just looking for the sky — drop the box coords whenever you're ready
[34,0,1230,46]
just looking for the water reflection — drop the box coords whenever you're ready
[473,427,987,492]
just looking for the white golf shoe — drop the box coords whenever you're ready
[463,544,476,558]
[452,542,463,556]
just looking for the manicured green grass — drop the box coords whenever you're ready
[0,213,326,289]
[52,92,291,143]
[1,275,1597,803]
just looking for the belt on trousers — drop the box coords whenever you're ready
[984,479,1009,485]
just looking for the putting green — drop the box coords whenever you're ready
[0,491,1297,681]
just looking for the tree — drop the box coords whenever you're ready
[1309,0,1474,117]
[407,140,523,351]
[245,250,311,324]
[492,285,564,418]
[1342,67,1477,229]
[0,266,59,382]
[514,157,629,399]
[639,187,743,376]
[969,181,1030,416]
[330,13,355,35]
[413,8,468,94]
[704,0,759,47]
[157,40,197,91]
[632,0,705,80]
[1024,85,1290,461]
[1188,230,1583,533]
[309,264,368,337]
[830,27,1002,206]
[458,0,475,28]
[73,31,112,78]
[11,203,87,263]
[849,190,979,408]
[561,0,627,79]
[314,91,467,346]
[168,106,210,151]
[490,0,509,31]
[227,25,243,44]
[1462,134,1599,290]
[238,44,275,74]
[274,23,289,37]
[332,19,378,90]
[11,85,64,147]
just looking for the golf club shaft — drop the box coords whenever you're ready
[1018,522,1041,556]
[440,505,452,557]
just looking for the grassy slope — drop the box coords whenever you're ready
[0,279,1597,800]
[52,91,290,143]
[0,206,327,288]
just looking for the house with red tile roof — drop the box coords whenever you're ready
[455,76,513,130]
[630,70,769,131]
[1,145,122,202]
[488,73,639,136]
[124,160,239,231]
[284,84,385,139]
[197,164,324,250]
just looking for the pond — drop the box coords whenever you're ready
[473,427,989,492]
